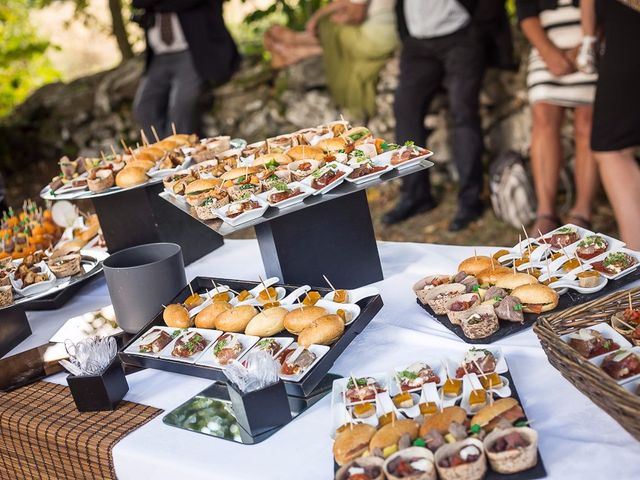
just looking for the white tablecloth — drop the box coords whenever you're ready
[7,239,640,480]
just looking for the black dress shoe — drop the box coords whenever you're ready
[382,198,438,225]
[448,207,483,232]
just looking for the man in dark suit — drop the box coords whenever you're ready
[132,0,240,138]
[383,0,513,231]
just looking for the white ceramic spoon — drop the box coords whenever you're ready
[280,285,312,305]
[323,286,379,304]
[549,275,608,295]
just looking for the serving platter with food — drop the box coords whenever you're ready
[535,287,640,441]
[40,131,202,201]
[120,276,383,397]
[413,225,640,344]
[330,349,546,480]
[159,120,433,230]
[0,203,107,311]
[159,121,434,287]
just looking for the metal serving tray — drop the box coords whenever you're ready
[119,276,384,397]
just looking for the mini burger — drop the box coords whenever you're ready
[221,167,261,201]
[476,265,511,286]
[316,137,348,153]
[286,145,325,161]
[345,126,372,144]
[369,419,419,453]
[333,424,377,466]
[419,406,467,436]
[494,272,538,291]
[470,398,524,432]
[297,314,345,347]
[253,152,292,167]
[184,178,224,207]
[215,305,257,332]
[458,256,494,277]
[510,283,558,314]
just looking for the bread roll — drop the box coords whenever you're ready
[127,159,155,172]
[194,301,231,329]
[419,406,467,436]
[116,166,147,188]
[215,305,257,332]
[283,305,328,334]
[369,419,418,451]
[163,304,191,328]
[244,307,288,337]
[297,314,345,347]
[333,424,376,466]
[458,256,494,276]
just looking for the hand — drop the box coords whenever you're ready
[305,17,318,36]
[542,47,576,77]
[330,10,351,24]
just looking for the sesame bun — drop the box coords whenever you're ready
[494,272,539,291]
[215,305,258,332]
[115,166,147,188]
[510,283,559,313]
[163,304,191,329]
[458,256,494,276]
[333,424,376,466]
[297,314,345,347]
[194,301,232,329]
[283,305,328,334]
[477,266,512,286]
[220,166,259,181]
[253,153,292,166]
[419,406,467,436]
[244,307,288,337]
[316,137,347,153]
[369,419,418,452]
[286,145,325,161]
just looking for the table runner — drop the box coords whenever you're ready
[0,382,161,479]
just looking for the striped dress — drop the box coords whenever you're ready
[527,0,597,107]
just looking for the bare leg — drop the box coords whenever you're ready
[568,105,598,225]
[594,148,640,249]
[530,102,565,234]
[580,0,597,36]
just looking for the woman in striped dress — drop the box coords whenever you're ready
[517,0,599,234]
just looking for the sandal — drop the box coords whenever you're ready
[566,213,592,230]
[532,213,561,236]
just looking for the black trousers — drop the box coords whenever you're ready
[394,27,485,210]
[133,50,206,139]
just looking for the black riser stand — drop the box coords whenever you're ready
[91,183,224,265]
[255,190,383,288]
[0,306,31,357]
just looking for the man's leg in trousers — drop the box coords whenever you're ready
[133,56,172,140]
[167,52,206,137]
[442,32,485,212]
[394,38,445,205]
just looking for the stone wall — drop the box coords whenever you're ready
[0,42,540,176]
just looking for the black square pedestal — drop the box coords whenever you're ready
[92,182,224,265]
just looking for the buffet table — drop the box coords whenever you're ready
[5,239,640,479]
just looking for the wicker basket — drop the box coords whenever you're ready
[534,288,640,441]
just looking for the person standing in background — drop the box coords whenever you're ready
[517,0,598,234]
[383,0,512,231]
[132,0,240,138]
[590,0,640,249]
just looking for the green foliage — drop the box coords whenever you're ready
[234,0,329,59]
[0,0,61,117]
